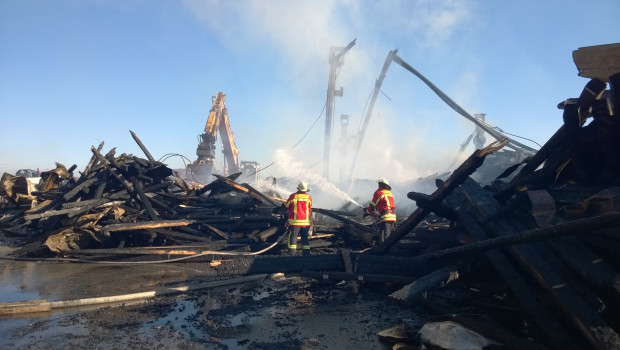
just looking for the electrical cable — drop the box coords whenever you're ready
[244,62,347,181]
[491,127,542,148]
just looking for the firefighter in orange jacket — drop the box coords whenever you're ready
[364,178,396,243]
[285,181,312,255]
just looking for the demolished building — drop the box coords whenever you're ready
[1,43,620,349]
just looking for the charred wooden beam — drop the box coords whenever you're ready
[340,249,359,293]
[418,212,620,262]
[351,254,435,277]
[204,223,229,240]
[301,271,416,284]
[132,177,158,221]
[63,177,98,202]
[23,201,109,221]
[103,219,194,233]
[407,191,456,220]
[90,146,134,193]
[148,195,177,216]
[129,130,156,163]
[211,174,278,207]
[208,253,345,276]
[389,262,468,304]
[24,199,55,214]
[342,224,375,244]
[94,171,108,199]
[150,229,212,242]
[496,79,608,202]
[208,222,272,231]
[256,226,280,242]
[195,172,242,196]
[82,141,104,176]
[313,207,373,233]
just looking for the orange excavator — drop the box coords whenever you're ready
[187,92,244,183]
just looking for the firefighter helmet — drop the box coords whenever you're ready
[297,181,309,192]
[378,178,390,186]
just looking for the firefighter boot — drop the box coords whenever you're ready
[302,249,311,256]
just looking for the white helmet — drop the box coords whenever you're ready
[297,181,309,192]
[378,178,390,186]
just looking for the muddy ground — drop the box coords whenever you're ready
[0,242,428,350]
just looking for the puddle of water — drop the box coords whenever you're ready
[0,283,41,303]
[0,263,43,303]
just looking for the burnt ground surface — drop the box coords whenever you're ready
[0,242,427,350]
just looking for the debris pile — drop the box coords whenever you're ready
[0,131,380,264]
[1,44,619,350]
[373,70,620,348]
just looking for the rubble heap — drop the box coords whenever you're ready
[1,45,620,350]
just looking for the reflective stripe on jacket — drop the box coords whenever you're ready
[366,189,396,222]
[286,192,312,226]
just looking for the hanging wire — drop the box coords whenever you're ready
[491,126,542,148]
[158,153,204,183]
[248,102,326,177]
[244,62,346,179]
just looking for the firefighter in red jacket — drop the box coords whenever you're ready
[285,181,313,255]
[364,178,397,243]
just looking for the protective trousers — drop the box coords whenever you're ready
[287,226,310,255]
[379,221,395,243]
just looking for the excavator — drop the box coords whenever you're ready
[187,92,259,183]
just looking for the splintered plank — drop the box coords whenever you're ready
[456,177,620,350]
[573,43,620,82]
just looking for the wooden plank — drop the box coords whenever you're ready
[573,43,620,82]
[204,223,229,240]
[103,219,194,232]
[340,249,359,294]
[62,177,98,201]
[151,229,212,242]
[132,177,158,221]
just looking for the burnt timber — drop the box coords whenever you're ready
[1,45,620,349]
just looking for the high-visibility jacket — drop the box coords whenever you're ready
[366,188,396,222]
[286,191,312,226]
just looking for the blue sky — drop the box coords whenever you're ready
[1,0,619,186]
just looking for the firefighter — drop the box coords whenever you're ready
[285,181,313,256]
[364,178,397,243]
